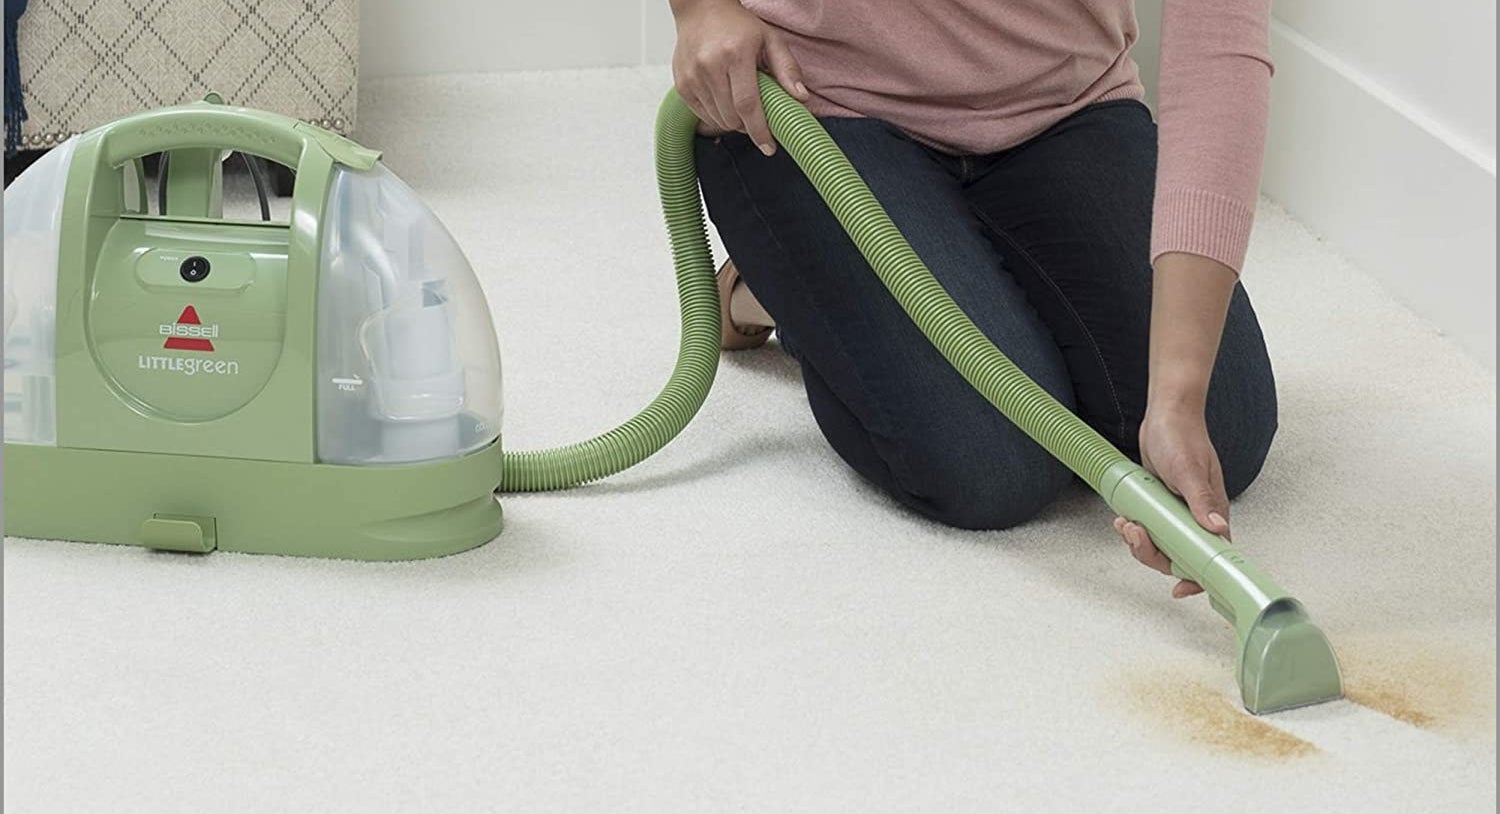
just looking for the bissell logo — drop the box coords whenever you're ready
[160,306,219,352]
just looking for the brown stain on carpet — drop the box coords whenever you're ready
[1119,636,1495,755]
[1344,685,1436,728]
[1120,670,1319,760]
[1336,637,1495,737]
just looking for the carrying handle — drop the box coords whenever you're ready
[96,102,380,174]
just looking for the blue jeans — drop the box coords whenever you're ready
[694,100,1277,530]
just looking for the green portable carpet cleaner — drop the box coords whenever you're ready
[2,79,1342,714]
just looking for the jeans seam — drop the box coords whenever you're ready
[972,209,1129,444]
[713,136,925,492]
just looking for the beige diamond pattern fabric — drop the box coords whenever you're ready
[16,0,358,150]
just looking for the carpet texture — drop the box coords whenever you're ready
[5,67,1495,813]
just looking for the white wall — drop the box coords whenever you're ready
[1274,1,1494,157]
[1258,1,1496,368]
[359,0,676,78]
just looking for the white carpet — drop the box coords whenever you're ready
[6,67,1496,813]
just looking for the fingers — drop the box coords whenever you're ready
[1172,580,1205,598]
[671,18,802,154]
[1114,516,1204,599]
[680,89,727,136]
[763,32,809,100]
[672,26,799,154]
[1140,423,1231,540]
[1114,517,1172,575]
[730,68,776,155]
[672,38,742,135]
[1181,466,1232,541]
[673,72,728,134]
[702,66,742,138]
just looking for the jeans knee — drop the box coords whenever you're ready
[1221,407,1277,499]
[1211,285,1279,500]
[1212,366,1278,499]
[902,440,1073,531]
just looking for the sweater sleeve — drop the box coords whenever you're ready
[1151,0,1274,274]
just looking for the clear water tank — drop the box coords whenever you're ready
[315,163,503,464]
[3,136,78,446]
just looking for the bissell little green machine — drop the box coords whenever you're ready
[2,81,1342,714]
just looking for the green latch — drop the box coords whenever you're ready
[140,514,217,553]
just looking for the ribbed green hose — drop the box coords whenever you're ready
[498,90,721,491]
[500,75,1131,494]
[747,75,1133,491]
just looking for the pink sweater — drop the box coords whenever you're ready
[741,0,1274,273]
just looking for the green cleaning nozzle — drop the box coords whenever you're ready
[1102,463,1343,713]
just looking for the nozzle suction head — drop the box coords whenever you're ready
[1238,599,1344,714]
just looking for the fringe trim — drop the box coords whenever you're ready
[5,0,29,156]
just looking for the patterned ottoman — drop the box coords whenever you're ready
[13,0,358,155]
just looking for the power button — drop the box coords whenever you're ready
[180,256,212,283]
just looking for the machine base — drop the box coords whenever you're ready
[3,440,504,560]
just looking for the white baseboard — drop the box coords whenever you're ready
[1261,18,1497,369]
